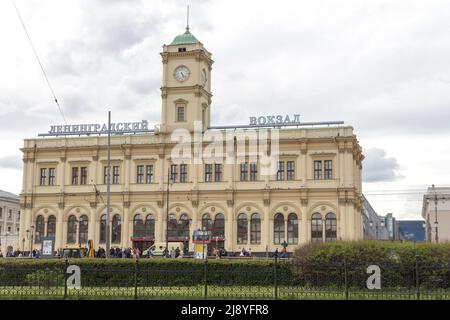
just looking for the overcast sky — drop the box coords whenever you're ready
[1,0,450,220]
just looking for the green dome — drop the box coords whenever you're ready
[170,28,200,45]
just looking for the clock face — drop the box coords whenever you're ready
[201,69,207,85]
[174,66,190,82]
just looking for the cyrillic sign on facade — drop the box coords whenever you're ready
[249,114,301,126]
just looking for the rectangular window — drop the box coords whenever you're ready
[177,106,185,122]
[314,160,322,180]
[287,161,295,181]
[146,165,153,184]
[80,167,88,185]
[48,168,56,186]
[180,164,187,182]
[170,164,178,182]
[72,167,79,185]
[136,165,144,184]
[250,162,257,181]
[112,166,120,184]
[214,164,222,182]
[277,161,285,181]
[240,163,248,181]
[40,168,47,186]
[205,164,213,182]
[324,160,332,179]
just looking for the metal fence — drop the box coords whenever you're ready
[0,257,450,300]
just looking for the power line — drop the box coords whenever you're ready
[11,0,67,124]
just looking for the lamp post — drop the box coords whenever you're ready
[165,168,173,258]
[30,225,34,256]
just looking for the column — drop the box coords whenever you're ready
[157,155,164,190]
[58,157,66,192]
[301,151,307,186]
[192,205,198,233]
[22,206,32,251]
[88,206,96,244]
[263,204,270,251]
[156,205,164,243]
[339,201,346,240]
[346,149,354,188]
[123,205,130,247]
[338,148,345,186]
[56,208,64,251]
[124,155,131,191]
[300,200,308,244]
[225,205,234,252]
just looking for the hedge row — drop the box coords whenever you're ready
[0,258,293,287]
[290,241,450,289]
[293,241,450,266]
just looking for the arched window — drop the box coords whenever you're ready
[133,214,144,238]
[179,213,190,240]
[212,213,225,238]
[100,214,106,243]
[325,212,337,242]
[111,214,121,244]
[47,215,56,238]
[67,215,77,244]
[287,213,299,244]
[237,213,247,244]
[145,214,155,239]
[274,213,285,245]
[250,213,261,244]
[167,213,177,240]
[79,215,88,244]
[311,212,323,243]
[35,215,45,244]
[202,213,212,232]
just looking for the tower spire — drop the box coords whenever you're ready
[186,5,190,32]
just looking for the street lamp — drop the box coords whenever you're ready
[165,168,174,258]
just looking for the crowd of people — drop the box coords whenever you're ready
[0,245,290,259]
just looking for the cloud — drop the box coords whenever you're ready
[0,155,22,170]
[363,148,403,182]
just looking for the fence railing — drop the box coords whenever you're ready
[0,256,450,300]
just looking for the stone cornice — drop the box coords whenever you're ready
[161,85,212,99]
[160,50,214,66]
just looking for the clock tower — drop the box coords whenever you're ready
[159,25,213,134]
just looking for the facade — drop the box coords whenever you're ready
[362,195,389,240]
[0,190,20,255]
[396,220,425,242]
[422,186,450,243]
[19,27,365,255]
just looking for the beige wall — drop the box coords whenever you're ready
[422,187,450,243]
[19,126,364,253]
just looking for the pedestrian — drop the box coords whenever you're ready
[239,248,245,257]
[170,247,175,259]
[248,248,252,257]
[175,247,180,258]
[274,248,279,258]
